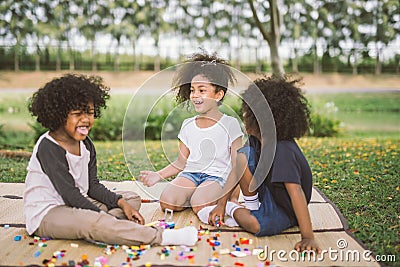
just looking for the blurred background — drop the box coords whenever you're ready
[0,0,398,74]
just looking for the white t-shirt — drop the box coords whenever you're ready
[178,114,243,181]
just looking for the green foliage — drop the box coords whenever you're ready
[0,124,4,139]
[309,92,400,113]
[144,101,195,140]
[29,121,47,143]
[309,113,341,137]
[90,107,125,141]
[2,92,399,143]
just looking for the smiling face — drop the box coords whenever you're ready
[190,74,224,115]
[52,102,95,144]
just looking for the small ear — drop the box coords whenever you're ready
[216,89,225,101]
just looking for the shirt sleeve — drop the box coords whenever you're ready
[228,117,244,146]
[37,138,101,212]
[84,138,122,210]
[177,118,190,147]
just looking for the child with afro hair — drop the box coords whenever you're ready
[208,75,321,253]
[24,74,198,246]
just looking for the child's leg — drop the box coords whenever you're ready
[159,176,197,212]
[237,153,260,210]
[231,207,260,234]
[190,180,223,214]
[36,205,198,246]
[35,205,163,245]
[228,184,241,204]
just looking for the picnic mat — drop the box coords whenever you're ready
[0,181,380,267]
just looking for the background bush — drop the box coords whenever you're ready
[309,113,341,137]
[27,95,342,142]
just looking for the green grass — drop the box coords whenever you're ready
[1,137,399,262]
[1,92,400,144]
[307,92,400,113]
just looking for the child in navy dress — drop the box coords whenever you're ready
[208,75,321,252]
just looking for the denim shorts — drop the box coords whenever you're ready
[238,146,294,237]
[178,172,225,188]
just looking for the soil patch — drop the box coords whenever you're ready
[0,71,399,92]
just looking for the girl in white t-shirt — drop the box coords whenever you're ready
[139,52,243,220]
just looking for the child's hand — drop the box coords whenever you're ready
[128,209,145,225]
[118,198,145,224]
[208,204,226,226]
[139,171,162,186]
[295,238,321,253]
[124,206,145,225]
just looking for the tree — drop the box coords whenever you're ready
[283,0,309,73]
[248,0,284,75]
[78,0,109,71]
[0,0,34,71]
[373,0,399,74]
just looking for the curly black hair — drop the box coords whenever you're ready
[172,50,237,105]
[241,75,311,141]
[28,74,110,131]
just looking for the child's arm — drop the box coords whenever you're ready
[208,137,242,225]
[285,183,321,253]
[139,141,189,186]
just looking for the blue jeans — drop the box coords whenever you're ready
[178,172,224,188]
[238,146,293,236]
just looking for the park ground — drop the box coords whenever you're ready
[0,71,399,91]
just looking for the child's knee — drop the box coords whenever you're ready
[118,191,141,210]
[249,222,260,234]
[160,201,186,212]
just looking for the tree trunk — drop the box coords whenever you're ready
[69,48,75,71]
[292,47,298,73]
[132,41,139,71]
[91,41,97,71]
[292,23,300,73]
[154,40,160,72]
[248,0,284,76]
[56,45,61,71]
[154,53,160,72]
[235,44,241,70]
[313,42,320,74]
[35,49,40,71]
[114,39,120,72]
[270,36,284,75]
[350,50,358,75]
[375,48,382,75]
[14,37,20,72]
[255,46,261,73]
[114,53,119,72]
